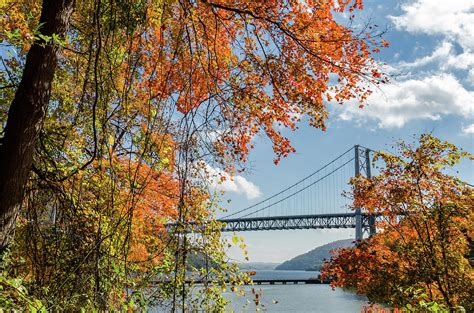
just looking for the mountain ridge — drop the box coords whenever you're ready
[275,239,354,271]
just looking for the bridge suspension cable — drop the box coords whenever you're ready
[222,146,357,219]
[167,145,378,239]
[236,157,355,218]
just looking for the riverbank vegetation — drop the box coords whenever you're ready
[0,0,386,310]
[322,135,474,312]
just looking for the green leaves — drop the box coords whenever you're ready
[0,265,45,312]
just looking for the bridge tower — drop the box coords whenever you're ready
[354,145,375,240]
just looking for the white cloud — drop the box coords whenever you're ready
[398,41,453,68]
[462,123,474,134]
[467,69,474,85]
[337,74,474,128]
[398,41,474,71]
[448,51,474,71]
[354,1,474,129]
[390,0,474,50]
[389,0,474,82]
[200,163,262,200]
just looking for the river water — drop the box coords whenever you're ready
[223,270,368,312]
[151,270,368,312]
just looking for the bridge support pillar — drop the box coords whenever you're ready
[355,209,363,241]
[365,148,376,237]
[355,145,363,241]
[369,215,376,237]
[354,145,375,240]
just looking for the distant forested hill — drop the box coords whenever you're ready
[238,262,280,270]
[275,239,354,271]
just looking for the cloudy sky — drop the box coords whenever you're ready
[213,0,473,263]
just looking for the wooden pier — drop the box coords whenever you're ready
[153,278,329,285]
[251,278,328,285]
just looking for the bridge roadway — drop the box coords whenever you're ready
[218,213,373,232]
[166,213,377,235]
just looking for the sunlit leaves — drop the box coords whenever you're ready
[1,0,388,310]
[322,135,473,311]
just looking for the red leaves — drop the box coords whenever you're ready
[371,69,382,78]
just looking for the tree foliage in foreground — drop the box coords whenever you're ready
[322,135,474,311]
[1,0,385,310]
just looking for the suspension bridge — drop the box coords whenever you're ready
[170,145,377,240]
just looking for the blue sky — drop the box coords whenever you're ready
[213,0,474,263]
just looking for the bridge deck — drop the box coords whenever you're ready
[166,213,376,233]
[218,213,372,232]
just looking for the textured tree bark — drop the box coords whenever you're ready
[0,0,75,252]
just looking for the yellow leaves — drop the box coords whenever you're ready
[231,233,239,245]
[0,0,41,51]
[147,0,167,29]
[0,0,13,8]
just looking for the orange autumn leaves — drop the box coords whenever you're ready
[2,0,388,273]
[119,159,179,264]
[112,156,211,265]
[2,0,387,169]
[124,0,387,166]
[0,0,41,50]
[322,135,474,310]
[2,0,388,197]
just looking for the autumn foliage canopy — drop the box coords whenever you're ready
[322,135,474,311]
[0,0,386,310]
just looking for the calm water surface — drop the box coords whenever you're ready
[151,270,368,312]
[224,270,368,312]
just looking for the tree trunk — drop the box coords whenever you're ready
[0,0,75,252]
